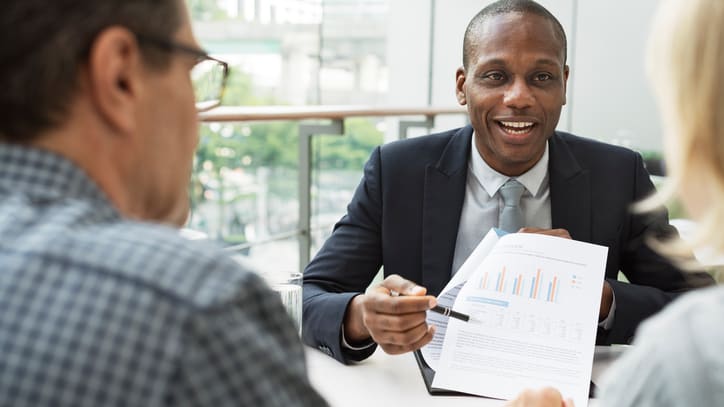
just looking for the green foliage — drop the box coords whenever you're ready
[186,0,386,240]
[640,150,663,161]
[195,117,381,174]
[190,66,384,237]
[195,67,297,170]
[197,66,382,172]
[314,118,383,170]
[223,69,267,105]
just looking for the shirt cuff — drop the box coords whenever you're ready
[598,291,617,330]
[340,324,376,350]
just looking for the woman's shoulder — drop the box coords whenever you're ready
[640,286,724,338]
[599,286,724,406]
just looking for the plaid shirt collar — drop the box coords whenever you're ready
[0,144,120,222]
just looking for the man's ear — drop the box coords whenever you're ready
[455,66,467,106]
[85,26,144,135]
[562,64,570,105]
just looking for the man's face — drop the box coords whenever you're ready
[136,4,200,225]
[456,12,569,176]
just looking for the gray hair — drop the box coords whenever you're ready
[0,0,183,142]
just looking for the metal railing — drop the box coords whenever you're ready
[200,105,467,272]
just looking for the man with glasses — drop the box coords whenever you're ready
[0,1,326,406]
[135,33,230,112]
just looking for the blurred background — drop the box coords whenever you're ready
[186,0,671,273]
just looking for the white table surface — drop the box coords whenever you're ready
[306,345,627,406]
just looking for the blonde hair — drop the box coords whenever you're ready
[643,0,724,259]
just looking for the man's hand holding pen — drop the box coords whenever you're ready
[343,274,437,355]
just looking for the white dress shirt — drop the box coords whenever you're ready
[451,135,552,274]
[450,133,615,330]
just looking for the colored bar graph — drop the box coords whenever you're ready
[546,282,552,301]
[479,267,562,303]
[496,267,506,292]
[501,268,506,292]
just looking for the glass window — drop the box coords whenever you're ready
[188,0,388,271]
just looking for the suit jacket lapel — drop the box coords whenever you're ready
[421,126,472,296]
[549,132,591,242]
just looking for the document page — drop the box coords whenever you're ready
[420,229,501,370]
[432,233,607,407]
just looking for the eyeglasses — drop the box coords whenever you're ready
[135,34,229,112]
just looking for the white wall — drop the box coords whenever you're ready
[384,0,433,140]
[386,0,662,151]
[386,0,432,106]
[571,1,660,150]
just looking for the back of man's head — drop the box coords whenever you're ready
[462,0,567,69]
[0,0,182,143]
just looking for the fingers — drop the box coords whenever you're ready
[363,306,427,341]
[379,274,428,296]
[365,302,434,353]
[367,288,436,314]
[363,307,429,332]
[518,227,572,240]
[378,324,436,355]
[506,387,568,407]
[368,274,436,314]
[599,280,614,321]
[343,290,430,346]
[359,274,436,354]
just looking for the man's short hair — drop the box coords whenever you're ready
[462,0,568,69]
[0,0,183,143]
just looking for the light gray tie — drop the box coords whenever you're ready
[498,178,525,232]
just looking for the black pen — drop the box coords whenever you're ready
[390,290,470,323]
[429,305,470,322]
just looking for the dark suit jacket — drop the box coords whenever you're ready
[302,125,712,364]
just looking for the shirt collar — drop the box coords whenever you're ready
[468,132,550,198]
[0,144,119,220]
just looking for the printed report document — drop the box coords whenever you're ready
[419,230,607,407]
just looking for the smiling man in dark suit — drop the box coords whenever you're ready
[302,0,712,364]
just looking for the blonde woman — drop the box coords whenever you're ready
[507,0,724,405]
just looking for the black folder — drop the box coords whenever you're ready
[412,350,475,396]
[413,349,597,398]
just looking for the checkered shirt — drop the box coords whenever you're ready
[0,145,328,406]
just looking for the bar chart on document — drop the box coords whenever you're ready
[464,258,590,344]
[433,234,606,405]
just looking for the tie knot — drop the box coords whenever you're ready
[499,178,525,206]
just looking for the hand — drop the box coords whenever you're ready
[599,280,613,322]
[505,387,575,407]
[343,274,437,355]
[518,227,572,239]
